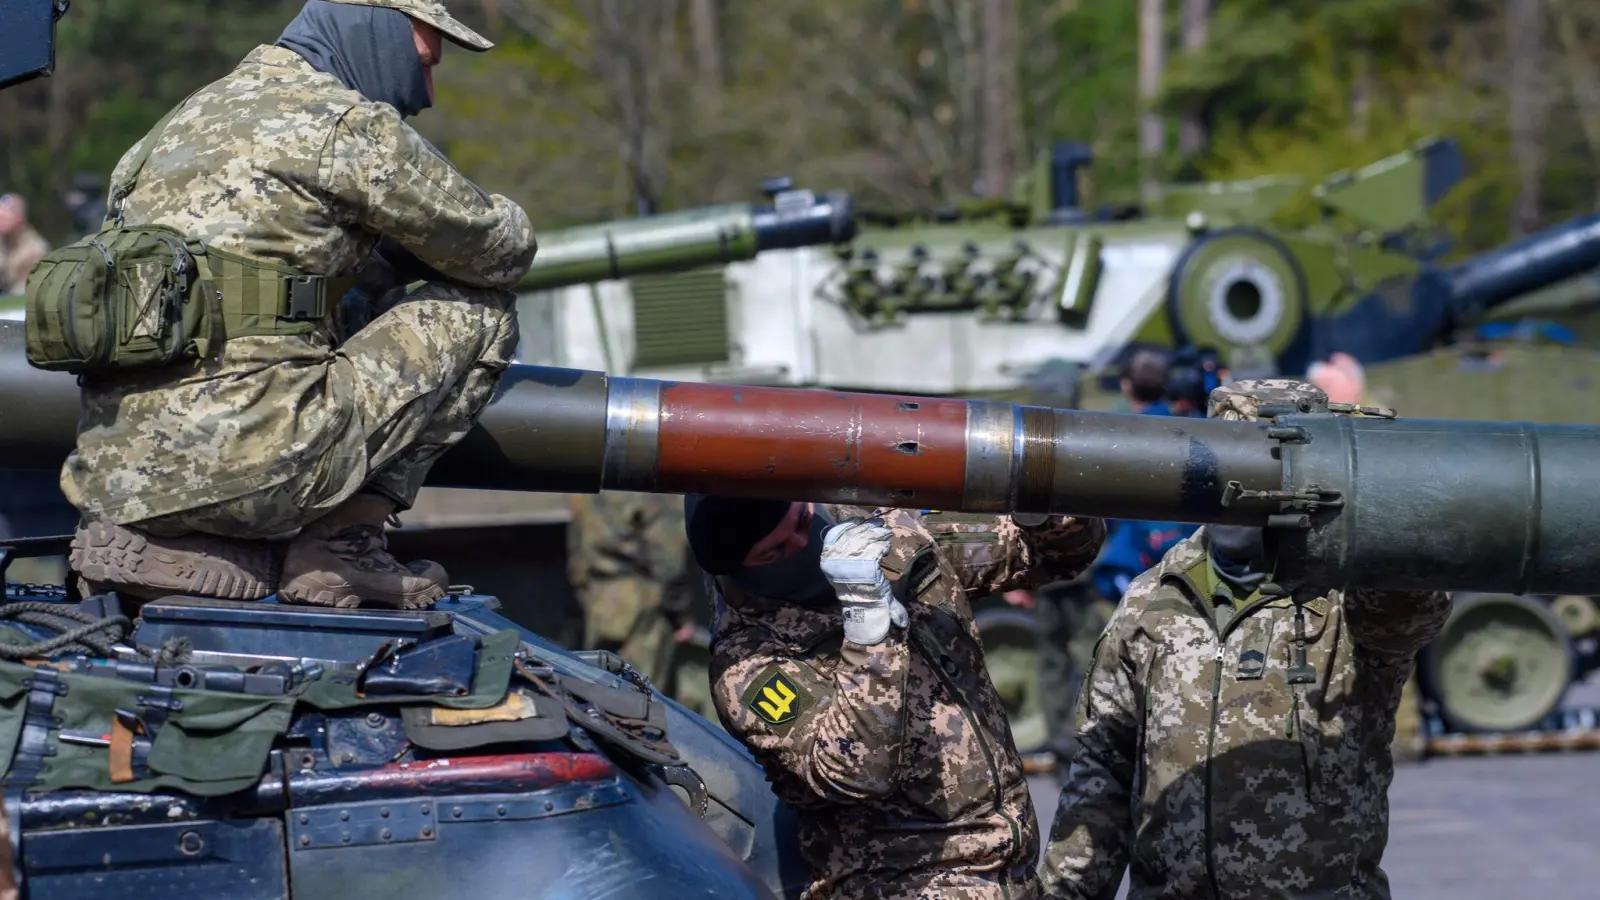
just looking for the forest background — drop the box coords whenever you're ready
[2,0,1596,256]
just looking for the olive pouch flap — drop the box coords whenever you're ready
[399,689,568,751]
[0,659,297,797]
[301,629,519,711]
[0,670,35,783]
[145,693,297,785]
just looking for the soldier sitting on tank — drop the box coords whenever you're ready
[687,494,1105,900]
[61,0,536,610]
[1039,380,1453,900]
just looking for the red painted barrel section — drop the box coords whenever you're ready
[653,381,971,508]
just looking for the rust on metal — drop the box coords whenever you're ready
[653,381,971,507]
[358,752,615,790]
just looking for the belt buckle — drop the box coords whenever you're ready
[286,275,326,321]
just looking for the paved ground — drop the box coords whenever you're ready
[1028,678,1600,899]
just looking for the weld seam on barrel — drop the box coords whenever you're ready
[601,378,662,492]
[1518,423,1541,596]
[1017,406,1057,512]
[960,401,1016,512]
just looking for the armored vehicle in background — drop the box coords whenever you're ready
[496,137,1600,746]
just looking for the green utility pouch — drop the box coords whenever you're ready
[24,225,210,373]
[0,659,300,797]
[23,92,335,376]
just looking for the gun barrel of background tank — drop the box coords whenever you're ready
[1446,213,1600,315]
[517,191,855,293]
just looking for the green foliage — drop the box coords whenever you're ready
[4,0,1593,259]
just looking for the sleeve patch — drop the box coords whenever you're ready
[742,666,811,728]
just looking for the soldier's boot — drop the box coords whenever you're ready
[279,493,447,609]
[70,520,281,602]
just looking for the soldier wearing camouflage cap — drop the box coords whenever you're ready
[692,496,1106,899]
[1039,380,1453,900]
[62,1,536,609]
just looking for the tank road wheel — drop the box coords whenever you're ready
[1165,228,1309,365]
[1420,593,1575,733]
[1550,595,1600,638]
[975,607,1047,753]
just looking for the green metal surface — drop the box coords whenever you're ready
[1423,593,1574,733]
[629,268,731,370]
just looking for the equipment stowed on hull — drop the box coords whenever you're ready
[6,318,1600,598]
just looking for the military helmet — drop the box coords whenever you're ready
[1206,379,1328,422]
[325,0,494,52]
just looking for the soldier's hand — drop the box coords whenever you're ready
[820,517,908,645]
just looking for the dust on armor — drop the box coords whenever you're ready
[1039,380,1453,899]
[710,505,1105,900]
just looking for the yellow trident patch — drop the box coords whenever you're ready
[746,668,808,727]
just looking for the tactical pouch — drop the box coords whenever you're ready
[23,90,337,376]
[0,659,299,797]
[24,225,210,373]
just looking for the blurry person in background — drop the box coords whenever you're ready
[0,193,49,295]
[1308,351,1367,405]
[60,174,109,239]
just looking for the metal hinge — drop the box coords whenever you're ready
[1221,481,1345,514]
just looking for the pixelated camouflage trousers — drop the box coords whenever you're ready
[142,282,518,538]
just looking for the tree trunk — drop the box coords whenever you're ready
[688,0,722,91]
[1350,48,1372,139]
[1508,0,1550,237]
[1550,0,1600,210]
[1178,0,1209,156]
[1139,0,1166,205]
[980,0,1023,198]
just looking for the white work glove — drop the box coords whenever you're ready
[820,517,909,646]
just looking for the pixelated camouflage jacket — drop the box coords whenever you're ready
[567,491,693,643]
[62,45,537,525]
[1039,528,1452,900]
[710,506,1106,900]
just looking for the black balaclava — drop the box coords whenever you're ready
[685,495,838,608]
[277,0,432,118]
[1208,524,1269,597]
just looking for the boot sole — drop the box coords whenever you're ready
[278,580,445,610]
[70,521,282,602]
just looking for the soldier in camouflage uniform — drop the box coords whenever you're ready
[1039,380,1453,900]
[567,491,694,693]
[62,1,536,610]
[690,495,1105,900]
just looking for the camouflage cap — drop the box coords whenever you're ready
[326,0,494,52]
[1206,379,1329,422]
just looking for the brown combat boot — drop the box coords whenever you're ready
[70,520,282,601]
[279,494,448,609]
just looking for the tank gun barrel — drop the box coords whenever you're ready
[518,188,855,292]
[3,321,1598,595]
[1446,214,1600,316]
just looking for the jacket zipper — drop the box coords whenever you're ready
[1193,590,1275,900]
[86,239,116,368]
[913,630,1017,900]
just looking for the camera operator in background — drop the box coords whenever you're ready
[0,193,49,295]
